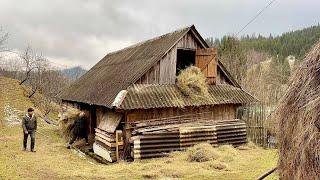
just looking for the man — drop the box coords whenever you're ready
[22,108,37,152]
[67,111,89,149]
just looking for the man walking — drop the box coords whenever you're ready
[22,108,37,152]
[67,111,89,149]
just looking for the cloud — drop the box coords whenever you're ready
[0,0,319,68]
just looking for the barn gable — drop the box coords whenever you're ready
[60,25,241,107]
[135,29,239,87]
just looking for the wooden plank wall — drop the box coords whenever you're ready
[135,32,233,86]
[126,104,238,122]
[136,32,200,84]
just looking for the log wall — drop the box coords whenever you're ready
[126,104,238,122]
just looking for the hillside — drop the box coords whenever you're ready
[0,76,278,179]
[0,77,34,124]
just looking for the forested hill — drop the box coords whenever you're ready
[207,24,320,59]
[241,24,320,59]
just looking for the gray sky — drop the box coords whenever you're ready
[0,0,319,69]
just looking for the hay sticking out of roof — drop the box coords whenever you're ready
[276,40,320,179]
[176,66,209,101]
[58,107,80,140]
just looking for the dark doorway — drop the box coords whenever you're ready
[176,49,196,75]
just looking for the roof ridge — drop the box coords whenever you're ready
[107,25,192,56]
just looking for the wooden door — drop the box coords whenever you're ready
[195,48,217,84]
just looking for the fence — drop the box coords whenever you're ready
[237,103,277,148]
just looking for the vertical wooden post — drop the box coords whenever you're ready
[116,130,123,161]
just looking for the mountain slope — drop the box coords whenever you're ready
[62,66,87,80]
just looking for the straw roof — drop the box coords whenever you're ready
[276,40,320,179]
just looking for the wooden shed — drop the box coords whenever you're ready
[59,25,257,162]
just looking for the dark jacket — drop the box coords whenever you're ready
[72,117,87,136]
[22,114,37,132]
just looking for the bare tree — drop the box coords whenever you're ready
[19,46,43,85]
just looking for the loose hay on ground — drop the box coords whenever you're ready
[186,143,220,162]
[237,141,257,150]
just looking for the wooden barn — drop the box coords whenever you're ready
[59,25,257,162]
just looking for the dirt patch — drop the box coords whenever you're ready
[0,135,19,142]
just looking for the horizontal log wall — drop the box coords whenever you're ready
[126,104,238,122]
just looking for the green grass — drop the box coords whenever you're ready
[0,76,279,179]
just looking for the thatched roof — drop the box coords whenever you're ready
[276,40,320,179]
[59,25,239,107]
[119,84,257,110]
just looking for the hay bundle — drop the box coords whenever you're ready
[276,40,320,179]
[58,107,80,139]
[176,66,209,100]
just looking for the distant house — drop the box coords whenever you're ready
[59,25,257,162]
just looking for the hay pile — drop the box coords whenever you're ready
[276,40,320,179]
[58,107,80,140]
[187,143,219,162]
[176,66,209,100]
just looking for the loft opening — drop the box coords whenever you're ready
[176,48,196,75]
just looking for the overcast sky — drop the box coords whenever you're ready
[0,0,319,69]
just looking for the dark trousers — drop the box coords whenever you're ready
[69,132,88,145]
[23,131,35,150]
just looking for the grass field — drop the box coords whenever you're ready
[0,77,279,179]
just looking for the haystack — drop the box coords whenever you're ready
[176,66,209,100]
[276,40,320,179]
[58,107,80,140]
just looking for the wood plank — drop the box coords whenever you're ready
[95,136,117,147]
[93,143,116,162]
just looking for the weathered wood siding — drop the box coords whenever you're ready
[96,107,123,133]
[136,32,200,84]
[126,104,238,122]
[135,32,233,86]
